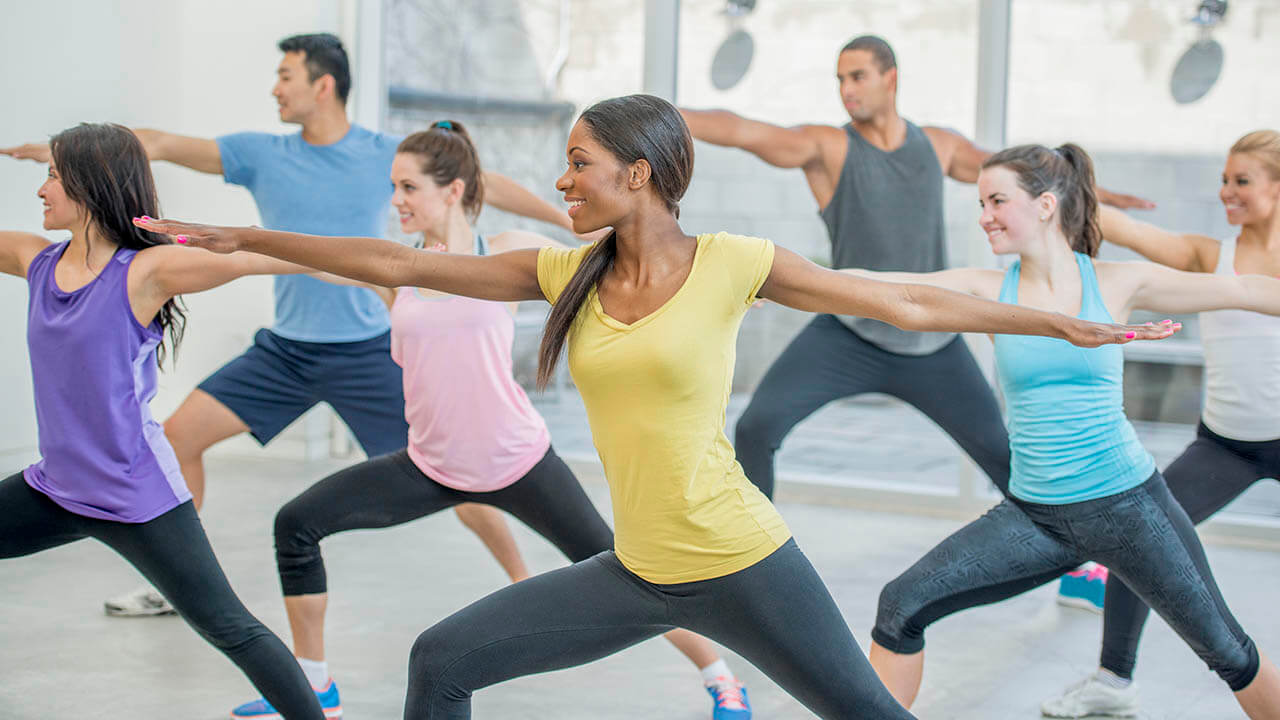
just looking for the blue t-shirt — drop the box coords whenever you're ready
[217,125,403,342]
[994,253,1155,504]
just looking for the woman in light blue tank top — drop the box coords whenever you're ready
[850,143,1280,716]
[0,123,327,719]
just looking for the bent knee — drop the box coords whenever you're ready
[872,576,928,655]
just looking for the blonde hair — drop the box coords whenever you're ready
[1229,130,1280,180]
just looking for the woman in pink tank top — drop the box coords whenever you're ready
[238,121,755,719]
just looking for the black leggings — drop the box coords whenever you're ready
[275,447,610,596]
[735,314,1011,498]
[1101,423,1280,679]
[0,473,323,720]
[404,539,914,719]
[873,472,1260,691]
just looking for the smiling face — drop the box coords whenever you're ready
[978,165,1055,255]
[836,49,895,122]
[1220,152,1280,226]
[37,162,84,231]
[272,51,325,124]
[390,152,463,236]
[555,120,633,234]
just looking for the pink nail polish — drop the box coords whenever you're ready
[176,235,187,244]
[142,215,152,221]
[1125,332,1136,339]
[1161,319,1173,324]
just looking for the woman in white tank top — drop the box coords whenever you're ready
[1042,130,1280,718]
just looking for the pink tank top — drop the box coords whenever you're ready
[389,283,551,492]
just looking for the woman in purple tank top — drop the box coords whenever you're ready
[0,123,325,720]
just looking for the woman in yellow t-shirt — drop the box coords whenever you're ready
[138,94,1174,719]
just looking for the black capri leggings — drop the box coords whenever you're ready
[1100,423,1280,679]
[404,539,915,719]
[0,473,324,720]
[872,471,1260,691]
[274,446,610,596]
[734,315,1011,499]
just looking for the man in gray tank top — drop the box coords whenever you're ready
[682,35,1152,499]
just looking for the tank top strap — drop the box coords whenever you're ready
[1215,236,1236,275]
[1074,252,1111,321]
[475,233,488,256]
[998,260,1022,304]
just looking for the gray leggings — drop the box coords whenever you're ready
[1101,423,1280,679]
[735,314,1011,498]
[873,472,1260,691]
[405,539,915,719]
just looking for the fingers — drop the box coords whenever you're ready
[132,216,201,244]
[1123,319,1181,342]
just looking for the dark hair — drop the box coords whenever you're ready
[50,123,186,365]
[841,35,897,72]
[535,94,694,390]
[396,120,485,222]
[982,143,1102,256]
[278,33,351,104]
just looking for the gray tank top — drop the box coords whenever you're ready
[820,120,954,355]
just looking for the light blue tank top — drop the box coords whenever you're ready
[994,253,1155,504]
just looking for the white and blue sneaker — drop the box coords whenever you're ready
[706,676,751,719]
[1057,563,1108,613]
[231,679,342,719]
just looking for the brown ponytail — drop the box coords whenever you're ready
[535,94,693,390]
[396,120,485,221]
[982,142,1101,256]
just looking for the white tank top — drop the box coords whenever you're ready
[1199,237,1280,441]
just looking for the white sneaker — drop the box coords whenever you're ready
[103,585,175,617]
[1041,672,1139,718]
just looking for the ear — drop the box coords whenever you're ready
[1037,191,1059,221]
[627,159,652,190]
[883,66,899,96]
[314,73,336,102]
[445,178,466,206]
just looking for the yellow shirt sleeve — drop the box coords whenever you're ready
[537,243,595,304]
[712,233,776,307]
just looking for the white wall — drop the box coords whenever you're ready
[0,0,360,472]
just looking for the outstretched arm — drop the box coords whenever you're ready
[680,108,836,170]
[1120,260,1280,317]
[760,246,1176,346]
[0,231,53,278]
[3,129,221,174]
[482,171,595,239]
[134,217,543,302]
[1099,205,1218,272]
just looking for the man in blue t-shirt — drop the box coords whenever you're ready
[4,34,571,628]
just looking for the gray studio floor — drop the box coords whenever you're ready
[2,393,1278,719]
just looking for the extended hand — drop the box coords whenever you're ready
[0,143,51,163]
[1066,318,1180,347]
[132,216,244,254]
[1097,187,1156,211]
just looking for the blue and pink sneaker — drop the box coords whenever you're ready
[706,676,752,719]
[1057,563,1108,613]
[231,679,342,719]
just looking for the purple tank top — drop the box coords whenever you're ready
[22,242,189,522]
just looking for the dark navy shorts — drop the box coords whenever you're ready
[198,328,408,455]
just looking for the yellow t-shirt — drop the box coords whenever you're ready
[537,232,792,584]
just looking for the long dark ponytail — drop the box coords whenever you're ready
[535,94,694,390]
[982,142,1102,257]
[50,123,186,366]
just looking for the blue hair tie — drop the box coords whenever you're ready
[434,120,453,131]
